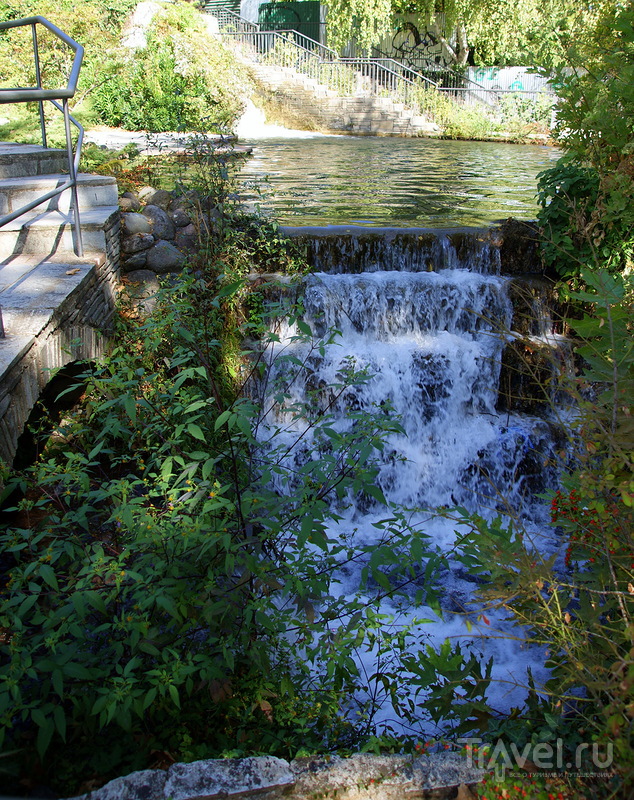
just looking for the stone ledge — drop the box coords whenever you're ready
[69,753,484,800]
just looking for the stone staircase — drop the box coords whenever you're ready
[248,62,440,137]
[0,142,121,465]
[0,142,119,260]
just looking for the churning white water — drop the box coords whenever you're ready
[256,234,562,737]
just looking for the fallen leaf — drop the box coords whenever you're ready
[66,268,81,275]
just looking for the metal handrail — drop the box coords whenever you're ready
[214,7,555,114]
[224,29,440,109]
[0,16,84,256]
[340,57,438,88]
[209,7,260,34]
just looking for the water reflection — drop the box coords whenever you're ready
[238,136,560,228]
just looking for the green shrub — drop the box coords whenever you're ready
[90,4,249,132]
[449,269,634,794]
[0,252,446,792]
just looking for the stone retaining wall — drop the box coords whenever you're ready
[0,211,120,466]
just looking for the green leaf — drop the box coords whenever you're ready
[52,670,64,698]
[296,319,312,337]
[63,662,92,680]
[86,591,107,615]
[39,564,58,591]
[53,705,67,741]
[187,423,206,442]
[123,395,137,425]
[214,409,233,431]
[168,684,181,708]
[36,717,55,758]
[18,594,39,617]
[156,595,180,620]
[216,280,244,299]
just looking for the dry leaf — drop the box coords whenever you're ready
[66,268,81,275]
[259,699,274,721]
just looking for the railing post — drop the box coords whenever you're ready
[63,99,83,257]
[32,22,47,148]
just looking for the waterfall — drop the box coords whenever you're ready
[254,229,565,735]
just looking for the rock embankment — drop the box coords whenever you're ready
[118,186,204,275]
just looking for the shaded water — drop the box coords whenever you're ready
[238,136,559,228]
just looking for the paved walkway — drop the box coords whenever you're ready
[85,127,253,155]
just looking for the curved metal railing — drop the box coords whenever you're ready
[0,16,85,256]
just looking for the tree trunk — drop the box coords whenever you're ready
[429,18,470,66]
[455,22,470,65]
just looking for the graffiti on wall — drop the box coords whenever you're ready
[374,19,453,69]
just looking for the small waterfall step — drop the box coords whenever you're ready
[282,224,545,277]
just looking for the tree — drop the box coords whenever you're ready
[325,0,621,66]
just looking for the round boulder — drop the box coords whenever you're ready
[146,240,187,273]
[122,212,153,236]
[122,233,154,254]
[143,204,176,241]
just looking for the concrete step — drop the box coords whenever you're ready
[0,143,68,179]
[0,173,118,217]
[0,206,118,259]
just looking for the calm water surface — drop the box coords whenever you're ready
[238,136,560,228]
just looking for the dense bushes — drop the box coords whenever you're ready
[90,3,250,132]
[0,0,249,134]
[536,5,634,280]
[0,198,445,793]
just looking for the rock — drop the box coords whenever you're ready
[496,218,543,276]
[291,753,485,799]
[118,197,136,212]
[121,251,149,271]
[66,753,486,800]
[122,212,153,236]
[143,189,173,210]
[124,270,161,315]
[121,191,142,212]
[75,768,166,800]
[146,240,187,273]
[175,223,198,252]
[171,208,193,227]
[143,205,176,241]
[125,269,161,286]
[122,233,154,254]
[138,186,158,203]
[169,191,198,212]
[164,756,295,800]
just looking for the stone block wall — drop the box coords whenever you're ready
[0,212,121,466]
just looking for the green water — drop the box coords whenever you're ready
[238,136,560,228]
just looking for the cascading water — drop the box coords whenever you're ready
[253,229,565,737]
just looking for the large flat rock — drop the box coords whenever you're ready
[69,753,485,800]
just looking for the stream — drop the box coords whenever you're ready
[250,208,567,735]
[237,134,560,228]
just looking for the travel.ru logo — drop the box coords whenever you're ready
[459,737,614,780]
